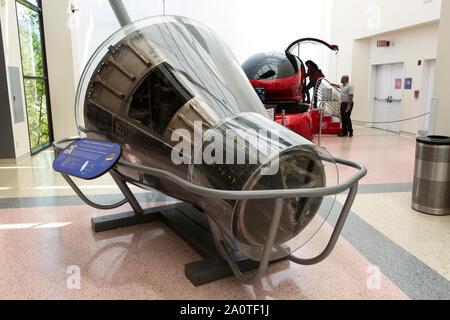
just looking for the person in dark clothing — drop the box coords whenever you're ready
[302,60,325,106]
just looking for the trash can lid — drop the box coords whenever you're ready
[417,135,450,146]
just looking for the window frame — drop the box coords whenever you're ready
[15,0,54,155]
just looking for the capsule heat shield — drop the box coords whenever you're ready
[235,147,326,247]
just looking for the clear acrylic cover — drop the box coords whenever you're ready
[74,15,339,263]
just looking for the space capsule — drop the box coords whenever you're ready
[74,15,337,261]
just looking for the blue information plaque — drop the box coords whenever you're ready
[53,139,122,180]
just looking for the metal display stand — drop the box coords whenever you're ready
[54,137,367,286]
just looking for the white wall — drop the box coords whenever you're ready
[0,0,31,158]
[41,0,79,140]
[328,0,441,83]
[73,0,329,72]
[433,0,450,136]
[352,22,439,134]
[328,0,443,136]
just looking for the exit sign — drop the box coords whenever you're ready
[377,40,391,47]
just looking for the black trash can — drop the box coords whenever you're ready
[412,136,450,216]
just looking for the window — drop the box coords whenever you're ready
[128,63,192,134]
[16,0,53,154]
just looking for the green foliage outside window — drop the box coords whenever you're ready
[17,2,50,151]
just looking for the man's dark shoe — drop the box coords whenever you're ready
[349,132,354,137]
[338,133,347,137]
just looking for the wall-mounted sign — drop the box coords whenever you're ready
[405,78,413,90]
[377,40,390,47]
[395,79,402,90]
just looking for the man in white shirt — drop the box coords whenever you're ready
[332,75,354,137]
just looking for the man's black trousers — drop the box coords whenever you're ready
[340,102,354,135]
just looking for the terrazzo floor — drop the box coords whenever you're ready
[0,126,448,300]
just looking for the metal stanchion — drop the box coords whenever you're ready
[318,103,323,146]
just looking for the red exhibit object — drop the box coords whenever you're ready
[250,73,304,103]
[415,90,420,99]
[243,38,342,140]
[276,113,313,141]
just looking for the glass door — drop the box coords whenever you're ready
[15,0,53,154]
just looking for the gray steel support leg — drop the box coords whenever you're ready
[110,171,144,215]
[91,171,183,232]
[214,198,285,285]
[62,173,128,210]
[288,183,359,265]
